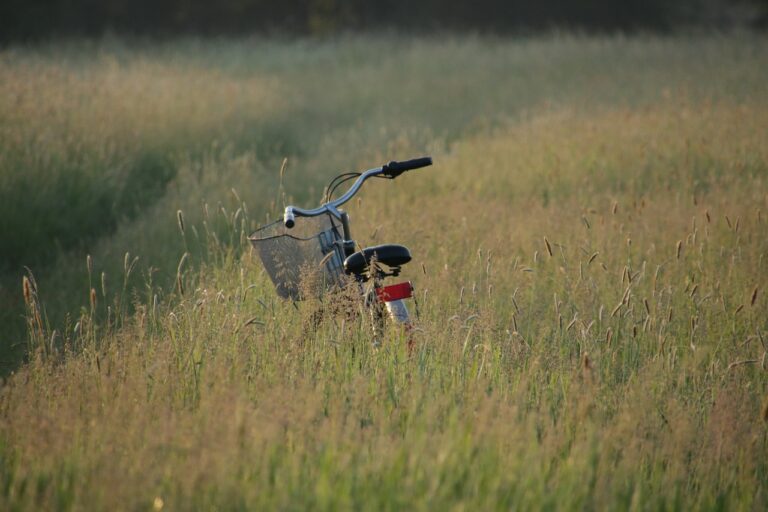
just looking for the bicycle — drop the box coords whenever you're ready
[249,157,433,348]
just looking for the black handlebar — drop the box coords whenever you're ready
[382,157,433,177]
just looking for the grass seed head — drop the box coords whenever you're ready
[177,209,185,235]
[22,275,33,306]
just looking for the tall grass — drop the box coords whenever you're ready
[1,34,767,509]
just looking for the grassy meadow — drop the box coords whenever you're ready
[1,34,768,509]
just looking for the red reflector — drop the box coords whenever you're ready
[376,281,413,302]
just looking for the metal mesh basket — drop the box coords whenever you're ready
[249,213,346,300]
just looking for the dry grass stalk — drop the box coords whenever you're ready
[727,359,759,372]
[511,296,520,313]
[621,285,631,304]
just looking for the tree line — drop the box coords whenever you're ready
[1,0,766,41]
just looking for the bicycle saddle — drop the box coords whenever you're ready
[343,244,412,275]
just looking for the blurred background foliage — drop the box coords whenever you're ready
[1,0,767,41]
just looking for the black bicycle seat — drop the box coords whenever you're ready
[343,244,412,275]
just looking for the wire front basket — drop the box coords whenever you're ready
[249,213,346,300]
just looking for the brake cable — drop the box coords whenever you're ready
[325,166,396,204]
[325,173,360,203]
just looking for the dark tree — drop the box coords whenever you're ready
[0,0,765,42]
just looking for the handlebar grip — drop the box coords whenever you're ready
[383,156,433,177]
[284,208,295,228]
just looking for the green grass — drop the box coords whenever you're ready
[1,33,767,510]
